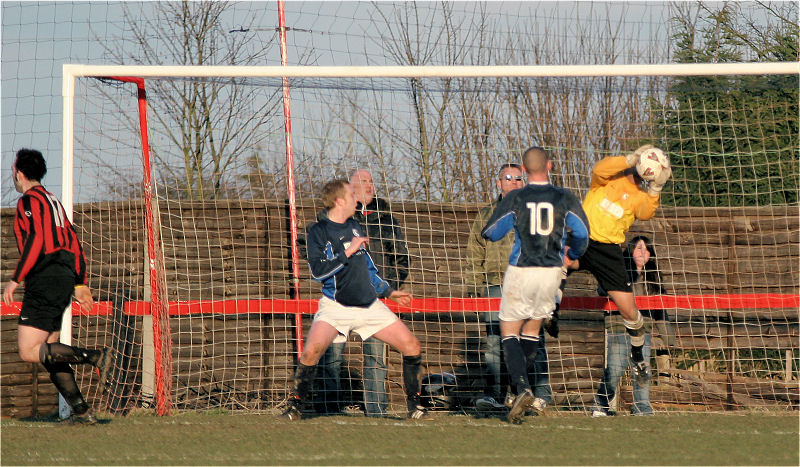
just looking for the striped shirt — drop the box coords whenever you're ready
[12,186,87,284]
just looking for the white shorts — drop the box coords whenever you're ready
[314,296,399,342]
[499,265,562,322]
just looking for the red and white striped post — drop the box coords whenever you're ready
[277,0,304,359]
[109,76,172,416]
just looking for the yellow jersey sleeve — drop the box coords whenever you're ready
[583,156,660,244]
[590,156,630,189]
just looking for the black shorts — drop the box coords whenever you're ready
[19,264,76,332]
[577,240,632,293]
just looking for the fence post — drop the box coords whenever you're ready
[31,363,39,417]
[724,223,738,410]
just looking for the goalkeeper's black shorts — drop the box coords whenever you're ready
[577,240,632,294]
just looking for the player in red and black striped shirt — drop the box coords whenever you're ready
[2,149,113,425]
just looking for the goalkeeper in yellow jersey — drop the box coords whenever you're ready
[574,145,671,416]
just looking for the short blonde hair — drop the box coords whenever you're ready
[321,179,349,209]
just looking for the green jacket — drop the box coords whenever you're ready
[464,197,515,296]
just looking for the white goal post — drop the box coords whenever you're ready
[61,61,800,209]
[62,61,799,210]
[60,62,799,416]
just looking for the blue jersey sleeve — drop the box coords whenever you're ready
[306,223,346,281]
[365,250,393,298]
[564,194,590,260]
[481,191,518,242]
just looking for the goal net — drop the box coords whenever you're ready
[53,63,799,416]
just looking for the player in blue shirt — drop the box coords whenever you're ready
[482,146,590,423]
[281,179,426,420]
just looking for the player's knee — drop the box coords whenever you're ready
[18,349,38,363]
[18,343,41,363]
[610,292,637,316]
[300,344,327,366]
[401,336,420,356]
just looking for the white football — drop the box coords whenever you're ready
[636,147,668,181]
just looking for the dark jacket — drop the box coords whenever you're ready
[623,235,668,322]
[353,197,410,290]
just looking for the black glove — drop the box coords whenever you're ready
[544,308,560,339]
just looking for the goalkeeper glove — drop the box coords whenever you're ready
[647,166,672,196]
[625,144,654,167]
[544,309,560,339]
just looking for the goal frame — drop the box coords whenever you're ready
[60,62,800,416]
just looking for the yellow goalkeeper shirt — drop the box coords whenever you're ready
[582,156,659,244]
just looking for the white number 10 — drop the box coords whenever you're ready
[526,202,554,236]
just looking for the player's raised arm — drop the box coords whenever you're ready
[637,150,672,220]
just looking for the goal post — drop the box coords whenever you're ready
[60,62,799,416]
[63,62,799,79]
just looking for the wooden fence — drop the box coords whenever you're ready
[1,200,798,417]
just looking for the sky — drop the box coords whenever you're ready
[2,1,680,207]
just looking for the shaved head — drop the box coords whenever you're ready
[522,146,550,175]
[350,169,371,182]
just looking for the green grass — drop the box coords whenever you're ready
[1,411,797,465]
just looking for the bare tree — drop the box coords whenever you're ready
[311,2,667,203]
[90,1,285,200]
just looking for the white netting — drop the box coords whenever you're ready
[61,68,798,415]
[1,1,797,418]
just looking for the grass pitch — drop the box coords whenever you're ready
[1,411,797,465]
